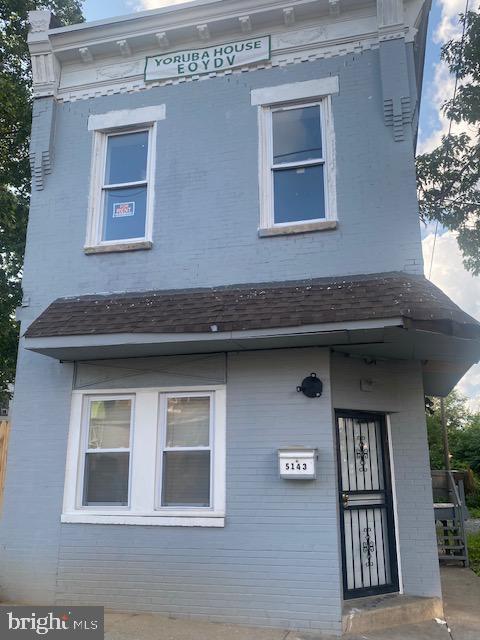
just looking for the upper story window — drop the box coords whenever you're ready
[271,103,325,224]
[85,105,165,254]
[252,77,338,236]
[102,131,150,243]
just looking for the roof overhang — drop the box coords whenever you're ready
[24,317,402,359]
[24,317,480,397]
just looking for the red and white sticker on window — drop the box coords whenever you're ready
[113,202,135,218]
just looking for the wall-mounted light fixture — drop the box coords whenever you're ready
[297,373,323,398]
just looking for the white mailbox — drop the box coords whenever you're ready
[278,448,318,480]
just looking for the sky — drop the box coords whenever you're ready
[81,0,480,409]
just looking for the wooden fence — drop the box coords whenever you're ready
[0,420,10,512]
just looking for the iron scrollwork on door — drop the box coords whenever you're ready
[362,527,375,567]
[356,435,369,472]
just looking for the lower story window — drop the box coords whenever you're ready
[63,387,226,527]
[82,397,133,506]
[161,395,212,507]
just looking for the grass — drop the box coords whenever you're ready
[468,531,480,577]
[468,506,480,519]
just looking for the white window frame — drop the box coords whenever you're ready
[253,78,338,235]
[62,386,226,527]
[156,392,214,510]
[79,394,134,509]
[85,105,165,254]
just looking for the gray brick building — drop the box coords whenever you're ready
[2,0,479,634]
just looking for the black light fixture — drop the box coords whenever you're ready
[297,373,323,398]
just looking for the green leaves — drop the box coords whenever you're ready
[416,10,480,275]
[0,0,84,403]
[427,391,480,513]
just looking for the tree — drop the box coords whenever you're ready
[416,10,480,275]
[0,1,84,402]
[427,391,480,508]
[452,415,480,472]
[426,391,472,470]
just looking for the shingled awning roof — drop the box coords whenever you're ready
[25,272,480,340]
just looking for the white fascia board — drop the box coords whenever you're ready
[88,105,166,131]
[251,76,339,106]
[24,318,404,351]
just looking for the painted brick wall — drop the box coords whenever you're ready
[2,348,344,632]
[21,48,423,326]
[0,347,74,604]
[1,348,441,627]
[330,354,442,599]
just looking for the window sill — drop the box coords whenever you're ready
[61,513,225,527]
[259,220,337,237]
[84,241,153,255]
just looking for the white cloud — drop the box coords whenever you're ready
[130,0,191,10]
[423,231,480,410]
[417,0,471,154]
[434,0,467,44]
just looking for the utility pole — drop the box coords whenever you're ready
[441,397,451,472]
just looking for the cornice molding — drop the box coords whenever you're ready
[27,0,426,102]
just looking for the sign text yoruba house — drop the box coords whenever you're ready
[145,37,270,81]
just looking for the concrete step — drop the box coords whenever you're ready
[342,593,443,634]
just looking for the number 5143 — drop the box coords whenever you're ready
[285,462,307,471]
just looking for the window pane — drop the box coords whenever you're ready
[166,397,210,448]
[88,399,131,449]
[105,131,148,185]
[102,185,147,241]
[83,452,129,506]
[273,106,322,164]
[162,451,210,507]
[274,165,325,224]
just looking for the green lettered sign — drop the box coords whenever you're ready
[145,36,271,82]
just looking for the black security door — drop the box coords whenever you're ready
[336,411,399,599]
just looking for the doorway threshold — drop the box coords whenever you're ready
[342,593,443,634]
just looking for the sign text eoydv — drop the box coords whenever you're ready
[145,36,271,82]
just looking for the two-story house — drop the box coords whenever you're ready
[2,0,480,634]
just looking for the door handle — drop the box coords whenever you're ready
[342,492,350,507]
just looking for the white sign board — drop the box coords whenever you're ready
[145,36,271,82]
[278,449,317,480]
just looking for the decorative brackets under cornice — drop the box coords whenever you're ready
[377,0,404,36]
[28,10,60,97]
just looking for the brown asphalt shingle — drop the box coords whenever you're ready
[24,272,480,339]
